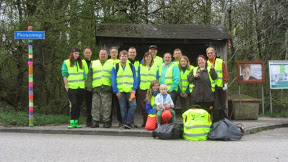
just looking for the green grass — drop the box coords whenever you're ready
[0,110,85,126]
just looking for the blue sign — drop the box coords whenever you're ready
[14,31,45,39]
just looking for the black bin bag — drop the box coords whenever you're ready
[152,123,183,140]
[208,118,242,140]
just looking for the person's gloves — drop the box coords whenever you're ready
[223,83,228,91]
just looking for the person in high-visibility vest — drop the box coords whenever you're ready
[140,45,163,68]
[111,50,137,129]
[159,52,180,104]
[172,48,183,66]
[145,80,172,131]
[206,47,229,122]
[82,47,93,127]
[137,52,159,127]
[187,55,217,113]
[87,49,113,128]
[62,47,88,128]
[127,47,140,77]
[109,46,122,127]
[177,56,195,114]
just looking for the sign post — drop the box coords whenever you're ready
[14,26,45,127]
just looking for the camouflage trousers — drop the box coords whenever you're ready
[92,92,112,122]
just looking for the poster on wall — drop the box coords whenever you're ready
[269,60,288,89]
[237,61,265,83]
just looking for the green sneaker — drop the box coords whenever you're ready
[74,120,82,128]
[68,120,74,129]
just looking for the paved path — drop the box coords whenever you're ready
[1,117,288,137]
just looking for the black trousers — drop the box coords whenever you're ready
[68,89,84,120]
[111,93,122,123]
[84,90,93,123]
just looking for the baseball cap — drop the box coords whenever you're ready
[149,45,157,49]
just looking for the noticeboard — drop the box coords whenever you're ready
[269,60,288,89]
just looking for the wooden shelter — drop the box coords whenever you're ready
[96,23,231,65]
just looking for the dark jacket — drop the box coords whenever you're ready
[187,67,217,102]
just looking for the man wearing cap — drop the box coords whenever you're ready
[87,49,113,128]
[62,47,88,128]
[148,45,163,68]
[82,47,93,127]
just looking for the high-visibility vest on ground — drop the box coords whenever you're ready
[116,62,134,92]
[148,96,157,117]
[179,65,194,93]
[207,58,224,87]
[189,67,215,93]
[182,108,212,141]
[139,64,158,90]
[64,59,86,89]
[91,59,113,88]
[159,63,178,91]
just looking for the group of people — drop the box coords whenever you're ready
[61,45,229,130]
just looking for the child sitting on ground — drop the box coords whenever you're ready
[154,84,176,128]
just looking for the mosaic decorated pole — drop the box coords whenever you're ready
[14,26,45,127]
[28,26,34,127]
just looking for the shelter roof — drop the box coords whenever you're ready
[96,23,231,40]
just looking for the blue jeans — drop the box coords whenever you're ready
[118,92,136,125]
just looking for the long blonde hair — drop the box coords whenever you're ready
[146,80,160,104]
[178,55,191,71]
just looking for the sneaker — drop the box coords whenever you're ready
[124,124,132,129]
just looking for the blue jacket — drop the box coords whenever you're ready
[111,62,137,94]
[159,62,180,92]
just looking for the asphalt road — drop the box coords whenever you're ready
[1,128,288,161]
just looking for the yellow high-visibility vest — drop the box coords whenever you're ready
[110,59,120,65]
[159,64,178,91]
[64,59,86,89]
[179,65,194,93]
[153,56,163,68]
[207,58,224,87]
[148,96,157,117]
[116,62,134,92]
[91,59,113,88]
[182,108,212,141]
[127,60,140,77]
[139,64,158,90]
